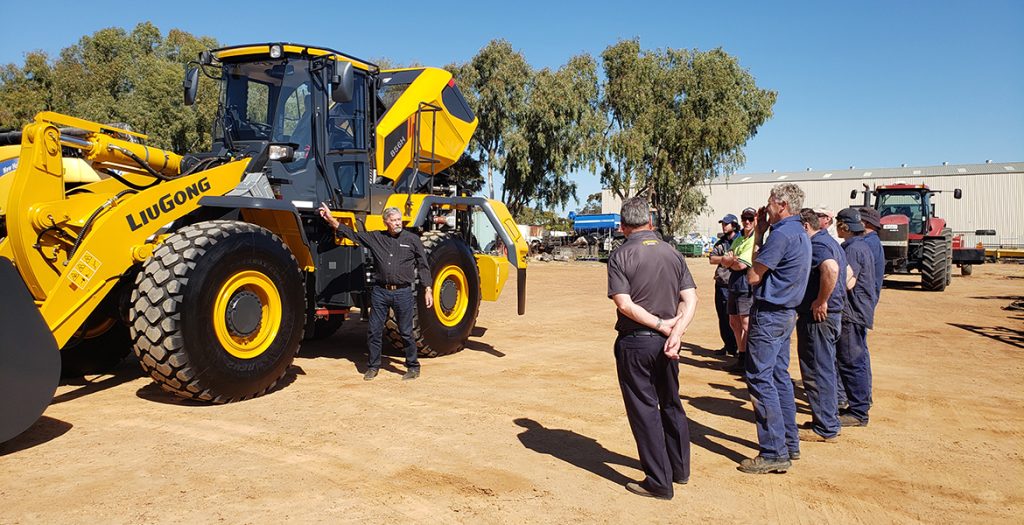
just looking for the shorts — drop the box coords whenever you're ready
[727,291,753,316]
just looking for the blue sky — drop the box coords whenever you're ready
[2,1,1021,212]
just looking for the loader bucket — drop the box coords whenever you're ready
[0,257,60,443]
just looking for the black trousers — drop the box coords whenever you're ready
[715,284,738,352]
[614,332,690,497]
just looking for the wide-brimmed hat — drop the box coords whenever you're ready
[858,206,882,229]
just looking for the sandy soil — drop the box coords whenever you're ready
[2,259,1022,524]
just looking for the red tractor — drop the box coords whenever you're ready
[852,183,989,291]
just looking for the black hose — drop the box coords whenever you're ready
[66,189,137,263]
[106,144,175,181]
[0,131,22,146]
[100,169,162,191]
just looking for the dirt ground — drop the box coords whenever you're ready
[2,259,1022,524]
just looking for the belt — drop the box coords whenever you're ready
[377,283,410,290]
[623,329,664,337]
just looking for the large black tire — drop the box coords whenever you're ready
[920,237,949,291]
[961,264,973,276]
[385,232,480,358]
[129,220,306,402]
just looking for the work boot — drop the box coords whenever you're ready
[839,413,868,427]
[402,368,420,381]
[737,455,791,474]
[363,368,379,381]
[726,353,747,374]
[788,450,801,461]
[799,429,839,443]
[624,482,672,500]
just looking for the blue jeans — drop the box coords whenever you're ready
[715,284,737,352]
[745,304,799,460]
[837,321,871,422]
[797,312,842,438]
[366,286,419,370]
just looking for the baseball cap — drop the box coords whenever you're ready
[740,207,757,219]
[836,207,865,232]
[812,205,835,219]
[719,214,738,224]
[858,206,882,229]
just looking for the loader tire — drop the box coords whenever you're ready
[920,237,949,292]
[129,220,305,403]
[385,232,480,358]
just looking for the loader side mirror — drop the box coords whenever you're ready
[331,62,354,104]
[850,189,858,200]
[953,188,962,199]
[184,67,200,106]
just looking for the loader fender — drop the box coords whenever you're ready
[197,196,315,271]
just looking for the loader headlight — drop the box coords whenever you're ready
[268,144,295,162]
[269,44,283,58]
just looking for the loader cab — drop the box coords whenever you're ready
[206,48,374,213]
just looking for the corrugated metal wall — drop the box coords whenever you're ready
[695,173,1023,247]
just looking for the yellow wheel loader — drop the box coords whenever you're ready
[0,43,528,442]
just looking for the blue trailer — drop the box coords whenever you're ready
[571,213,621,232]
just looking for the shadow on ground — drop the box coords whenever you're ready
[514,417,640,486]
[0,416,72,456]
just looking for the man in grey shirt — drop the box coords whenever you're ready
[607,197,698,500]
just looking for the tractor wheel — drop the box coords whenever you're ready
[920,237,949,291]
[306,315,345,340]
[961,264,973,276]
[129,220,305,402]
[385,232,480,358]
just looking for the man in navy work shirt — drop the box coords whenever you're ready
[796,208,850,443]
[319,204,433,381]
[858,206,884,406]
[607,197,698,500]
[739,183,811,474]
[836,207,877,427]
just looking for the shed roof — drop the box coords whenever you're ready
[709,162,1023,185]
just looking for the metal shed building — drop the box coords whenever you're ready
[691,162,1023,248]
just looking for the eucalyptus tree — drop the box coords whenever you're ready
[0,23,218,152]
[502,54,604,216]
[601,39,776,233]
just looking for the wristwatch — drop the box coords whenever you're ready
[655,318,663,330]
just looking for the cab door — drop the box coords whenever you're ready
[324,71,371,213]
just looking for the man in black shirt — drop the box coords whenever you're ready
[319,204,433,380]
[607,197,698,500]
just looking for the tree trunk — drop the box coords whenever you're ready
[486,151,495,199]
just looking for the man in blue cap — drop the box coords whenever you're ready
[708,213,740,357]
[835,207,877,427]
[796,208,850,444]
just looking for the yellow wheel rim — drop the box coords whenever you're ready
[434,264,469,327]
[213,270,282,359]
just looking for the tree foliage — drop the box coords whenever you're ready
[0,23,219,152]
[580,192,603,214]
[450,40,530,200]
[601,39,776,233]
